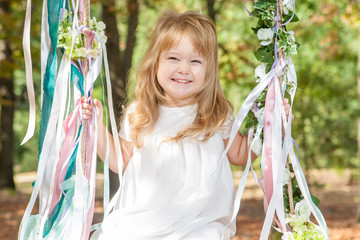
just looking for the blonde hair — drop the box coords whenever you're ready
[127,10,233,148]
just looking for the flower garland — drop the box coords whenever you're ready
[244,0,327,239]
[57,9,107,60]
[245,0,299,138]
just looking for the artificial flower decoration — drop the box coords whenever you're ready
[241,0,329,239]
[282,0,295,15]
[257,28,275,46]
[57,10,107,59]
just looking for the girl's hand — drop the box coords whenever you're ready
[283,98,294,122]
[81,97,103,123]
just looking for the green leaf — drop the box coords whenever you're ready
[270,231,283,240]
[289,163,294,173]
[311,195,321,207]
[291,175,299,188]
[265,64,272,74]
[251,9,262,18]
[284,197,290,212]
[254,0,277,11]
[256,90,267,103]
[254,47,274,64]
[262,12,276,27]
[256,18,267,29]
[245,110,258,129]
[251,27,259,34]
[245,120,257,129]
[283,12,299,23]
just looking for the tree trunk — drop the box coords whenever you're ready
[102,0,139,198]
[207,0,216,22]
[121,0,138,87]
[102,0,124,118]
[0,0,15,190]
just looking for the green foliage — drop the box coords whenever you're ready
[291,0,358,168]
[283,167,321,214]
[254,45,275,64]
[271,230,283,240]
[240,0,302,140]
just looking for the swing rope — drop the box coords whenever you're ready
[81,0,90,173]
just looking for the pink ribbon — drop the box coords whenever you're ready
[81,28,96,49]
[49,99,81,213]
[48,97,96,231]
[263,79,275,204]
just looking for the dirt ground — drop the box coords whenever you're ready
[1,169,359,240]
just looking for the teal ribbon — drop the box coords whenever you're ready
[71,64,85,96]
[38,0,64,153]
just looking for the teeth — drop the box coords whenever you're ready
[174,79,190,83]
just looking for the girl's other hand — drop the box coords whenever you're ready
[283,98,294,122]
[81,97,103,122]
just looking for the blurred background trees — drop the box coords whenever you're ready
[0,0,358,198]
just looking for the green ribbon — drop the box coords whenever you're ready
[38,0,64,153]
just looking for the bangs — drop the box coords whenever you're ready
[158,24,212,60]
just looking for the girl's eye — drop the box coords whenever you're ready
[168,57,179,61]
[191,60,202,64]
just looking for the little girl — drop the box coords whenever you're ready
[82,10,291,240]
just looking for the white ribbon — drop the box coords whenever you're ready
[221,57,329,240]
[100,40,124,217]
[21,0,36,145]
[220,60,286,239]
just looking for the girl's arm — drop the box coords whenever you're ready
[224,133,256,166]
[82,98,134,174]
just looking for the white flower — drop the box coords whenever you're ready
[283,0,295,15]
[254,108,265,122]
[254,107,264,122]
[295,199,311,220]
[282,232,294,240]
[251,137,262,156]
[87,48,100,58]
[282,168,290,186]
[257,28,274,46]
[255,63,267,81]
[285,213,306,225]
[98,31,108,44]
[76,47,87,58]
[96,21,106,31]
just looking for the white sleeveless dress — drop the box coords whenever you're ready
[91,104,235,240]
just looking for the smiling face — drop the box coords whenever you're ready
[156,35,207,107]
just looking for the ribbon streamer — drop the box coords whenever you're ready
[21,0,36,145]
[225,2,330,239]
[18,0,122,239]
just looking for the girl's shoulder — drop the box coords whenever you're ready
[124,101,137,114]
[119,102,137,142]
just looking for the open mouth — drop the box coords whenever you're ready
[171,78,192,83]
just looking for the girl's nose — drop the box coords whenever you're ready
[177,61,189,74]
